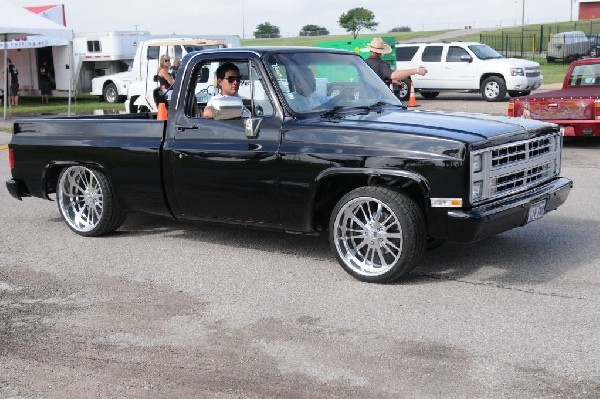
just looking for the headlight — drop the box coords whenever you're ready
[472,181,483,200]
[472,154,482,173]
[510,67,524,76]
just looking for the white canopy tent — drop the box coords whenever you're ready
[1,0,73,120]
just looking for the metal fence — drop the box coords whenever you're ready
[480,20,600,64]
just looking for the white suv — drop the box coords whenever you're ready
[395,42,543,102]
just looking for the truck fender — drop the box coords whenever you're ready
[307,167,431,229]
[42,160,107,200]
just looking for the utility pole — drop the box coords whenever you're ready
[521,0,525,25]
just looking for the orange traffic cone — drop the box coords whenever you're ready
[407,81,418,107]
[157,102,168,120]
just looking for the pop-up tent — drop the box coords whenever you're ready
[1,0,73,120]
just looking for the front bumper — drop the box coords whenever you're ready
[446,177,572,243]
[506,76,542,92]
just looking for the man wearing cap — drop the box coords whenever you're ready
[365,37,426,86]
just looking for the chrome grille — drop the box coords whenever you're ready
[525,67,541,78]
[470,133,561,204]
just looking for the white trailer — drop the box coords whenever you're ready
[72,30,152,93]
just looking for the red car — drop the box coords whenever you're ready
[508,58,600,137]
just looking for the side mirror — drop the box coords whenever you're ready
[245,118,262,139]
[211,95,245,120]
[460,54,473,63]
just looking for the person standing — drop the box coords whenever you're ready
[39,61,53,103]
[157,54,174,90]
[365,37,427,85]
[7,58,19,106]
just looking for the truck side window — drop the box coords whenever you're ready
[185,60,274,118]
[396,46,419,62]
[446,46,469,62]
[147,46,159,60]
[422,46,443,62]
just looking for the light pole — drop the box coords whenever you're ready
[241,0,245,39]
[521,0,525,25]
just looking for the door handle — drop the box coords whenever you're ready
[248,143,262,151]
[176,125,199,131]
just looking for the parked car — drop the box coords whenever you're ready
[508,57,600,137]
[546,31,590,62]
[395,42,543,102]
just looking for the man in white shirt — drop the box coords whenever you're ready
[203,62,245,119]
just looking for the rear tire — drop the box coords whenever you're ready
[57,166,126,237]
[396,79,411,101]
[329,186,426,283]
[103,82,119,103]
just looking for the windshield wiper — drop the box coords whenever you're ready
[320,106,344,118]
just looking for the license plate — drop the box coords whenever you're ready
[527,199,547,223]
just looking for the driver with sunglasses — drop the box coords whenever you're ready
[202,62,249,119]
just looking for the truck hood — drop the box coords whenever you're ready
[484,58,540,68]
[304,107,554,143]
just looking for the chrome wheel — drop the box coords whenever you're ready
[333,196,404,277]
[57,166,126,236]
[329,187,426,282]
[58,166,103,232]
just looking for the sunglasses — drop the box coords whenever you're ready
[164,59,171,62]
[223,76,241,83]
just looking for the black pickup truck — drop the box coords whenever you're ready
[5,47,572,283]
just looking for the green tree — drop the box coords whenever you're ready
[254,22,281,39]
[338,7,378,39]
[389,26,411,33]
[299,24,330,37]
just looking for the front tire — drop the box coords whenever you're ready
[329,186,426,283]
[481,76,506,102]
[57,166,126,237]
[420,91,440,99]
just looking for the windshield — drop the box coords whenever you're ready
[267,52,401,113]
[468,44,503,60]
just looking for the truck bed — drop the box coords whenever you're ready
[10,113,171,216]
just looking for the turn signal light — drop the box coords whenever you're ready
[508,102,514,117]
[595,100,600,120]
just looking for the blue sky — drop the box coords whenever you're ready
[11,0,580,38]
